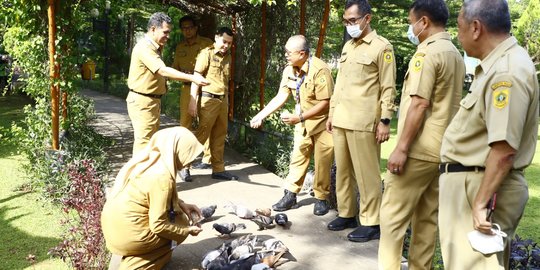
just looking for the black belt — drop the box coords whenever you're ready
[130,90,162,99]
[439,163,485,173]
[201,91,224,100]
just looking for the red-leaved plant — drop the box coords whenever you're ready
[49,159,110,269]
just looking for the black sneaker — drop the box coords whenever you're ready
[272,190,297,211]
[193,162,212,170]
[327,217,358,231]
[347,225,380,242]
[211,171,239,180]
[179,168,192,182]
[313,199,330,216]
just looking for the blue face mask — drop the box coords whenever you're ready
[346,16,367,38]
[407,19,425,46]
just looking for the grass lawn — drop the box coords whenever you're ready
[0,94,69,270]
[380,119,540,243]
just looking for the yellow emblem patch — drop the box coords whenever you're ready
[319,77,326,84]
[491,81,512,90]
[493,89,509,109]
[412,57,424,72]
[384,51,393,63]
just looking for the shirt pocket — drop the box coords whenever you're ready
[301,79,316,101]
[454,93,479,131]
[208,61,222,76]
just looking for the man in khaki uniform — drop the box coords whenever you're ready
[188,27,238,180]
[378,1,464,269]
[439,0,539,269]
[250,35,334,216]
[172,15,213,181]
[127,12,208,155]
[326,0,397,242]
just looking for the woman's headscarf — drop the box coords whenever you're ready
[109,127,203,198]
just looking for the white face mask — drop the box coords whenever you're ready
[346,16,367,38]
[407,19,425,46]
[347,24,362,38]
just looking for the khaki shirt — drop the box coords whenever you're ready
[127,36,167,95]
[330,30,397,132]
[399,32,465,163]
[194,45,231,95]
[279,56,334,136]
[441,37,539,169]
[172,35,213,74]
[101,172,190,255]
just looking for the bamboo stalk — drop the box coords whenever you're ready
[316,0,331,57]
[48,0,59,150]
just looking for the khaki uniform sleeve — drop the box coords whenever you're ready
[279,66,293,95]
[139,46,166,74]
[313,68,334,100]
[407,53,436,101]
[194,49,210,75]
[485,75,529,150]
[147,177,190,242]
[378,45,397,119]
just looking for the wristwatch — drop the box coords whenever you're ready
[380,118,391,125]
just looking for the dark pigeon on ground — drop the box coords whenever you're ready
[202,243,230,269]
[275,213,288,226]
[213,223,246,237]
[201,205,217,219]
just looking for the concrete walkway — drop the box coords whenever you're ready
[82,89,382,270]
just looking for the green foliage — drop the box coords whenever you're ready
[515,0,540,70]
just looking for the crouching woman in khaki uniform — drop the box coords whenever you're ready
[101,127,204,269]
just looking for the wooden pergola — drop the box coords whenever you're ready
[47,0,331,150]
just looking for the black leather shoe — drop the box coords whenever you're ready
[179,168,192,182]
[313,199,330,216]
[327,217,358,231]
[211,171,239,180]
[347,225,380,242]
[272,190,297,211]
[193,162,211,169]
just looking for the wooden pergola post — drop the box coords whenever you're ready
[316,0,331,57]
[48,0,59,150]
[259,2,267,111]
[300,0,306,35]
[228,12,237,120]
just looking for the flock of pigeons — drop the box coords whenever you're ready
[195,203,291,270]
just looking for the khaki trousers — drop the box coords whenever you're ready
[195,95,228,172]
[439,170,528,270]
[285,126,334,200]
[333,127,382,225]
[179,85,210,164]
[126,91,160,156]
[379,158,440,270]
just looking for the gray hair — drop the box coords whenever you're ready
[462,0,511,34]
[287,35,310,53]
[147,12,172,30]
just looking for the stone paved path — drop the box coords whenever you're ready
[82,89,385,270]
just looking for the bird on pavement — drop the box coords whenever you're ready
[250,215,274,230]
[213,223,246,237]
[255,208,272,217]
[224,202,256,219]
[201,205,218,219]
[274,213,288,226]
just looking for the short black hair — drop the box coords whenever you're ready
[345,0,371,16]
[147,12,172,30]
[410,0,449,27]
[462,0,511,34]
[216,27,234,37]
[179,15,197,27]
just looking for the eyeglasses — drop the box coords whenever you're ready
[285,50,304,56]
[342,16,363,26]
